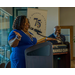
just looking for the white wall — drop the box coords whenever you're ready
[60,7,75,26]
[0,7,13,15]
[38,7,58,36]
[60,7,75,57]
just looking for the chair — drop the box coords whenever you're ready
[5,61,11,68]
[0,63,5,68]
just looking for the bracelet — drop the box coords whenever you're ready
[16,35,21,41]
[45,38,47,42]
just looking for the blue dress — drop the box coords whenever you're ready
[48,33,65,44]
[8,29,37,68]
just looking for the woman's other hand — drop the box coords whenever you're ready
[46,38,56,41]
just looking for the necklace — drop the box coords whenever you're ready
[21,30,33,41]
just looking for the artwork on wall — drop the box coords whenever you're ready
[27,8,47,40]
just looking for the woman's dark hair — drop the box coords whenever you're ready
[12,15,29,30]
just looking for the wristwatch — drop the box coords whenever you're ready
[45,37,47,42]
[16,35,21,41]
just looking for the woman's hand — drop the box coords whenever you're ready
[14,31,22,38]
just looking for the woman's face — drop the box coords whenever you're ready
[23,18,30,31]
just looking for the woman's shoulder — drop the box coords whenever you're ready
[9,29,21,35]
[28,31,36,38]
[28,31,33,35]
[13,29,21,32]
[10,29,21,33]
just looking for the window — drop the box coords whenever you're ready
[13,7,38,20]
[0,8,11,65]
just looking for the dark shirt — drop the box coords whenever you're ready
[48,33,65,44]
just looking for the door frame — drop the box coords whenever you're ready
[60,26,73,60]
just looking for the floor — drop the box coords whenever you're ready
[71,60,75,68]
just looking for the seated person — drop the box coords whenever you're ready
[48,26,66,44]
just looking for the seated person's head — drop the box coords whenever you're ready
[54,26,61,37]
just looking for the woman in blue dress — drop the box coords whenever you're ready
[8,15,56,68]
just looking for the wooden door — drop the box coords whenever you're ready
[60,26,73,60]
